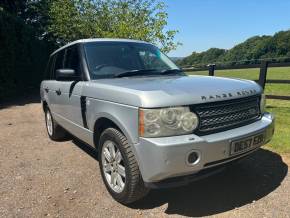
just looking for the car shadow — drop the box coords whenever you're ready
[72,137,99,161]
[130,149,288,217]
[71,139,288,217]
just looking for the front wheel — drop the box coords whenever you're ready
[98,128,149,204]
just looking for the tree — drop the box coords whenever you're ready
[0,0,28,16]
[48,0,179,53]
[24,0,52,40]
[177,48,226,67]
[0,0,54,40]
[177,30,290,67]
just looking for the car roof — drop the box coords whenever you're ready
[50,38,151,56]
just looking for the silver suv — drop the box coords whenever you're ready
[40,39,275,204]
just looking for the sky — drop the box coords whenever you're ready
[164,0,290,57]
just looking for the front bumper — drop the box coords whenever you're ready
[134,113,275,184]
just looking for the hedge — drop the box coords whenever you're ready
[0,11,53,101]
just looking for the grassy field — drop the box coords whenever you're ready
[187,66,290,96]
[187,67,290,153]
[266,100,290,153]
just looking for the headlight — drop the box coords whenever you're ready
[260,94,266,114]
[139,107,199,137]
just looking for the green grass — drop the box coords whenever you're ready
[187,66,290,96]
[187,67,290,153]
[266,100,290,153]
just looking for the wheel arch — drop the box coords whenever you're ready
[93,116,133,151]
[42,100,48,112]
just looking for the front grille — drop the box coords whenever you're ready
[191,95,261,135]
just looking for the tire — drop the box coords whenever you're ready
[44,108,67,141]
[98,128,149,204]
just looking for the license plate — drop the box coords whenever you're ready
[230,133,265,156]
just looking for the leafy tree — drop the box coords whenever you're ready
[178,48,226,67]
[0,0,53,40]
[24,0,52,40]
[177,30,290,67]
[0,11,51,100]
[0,0,28,16]
[48,0,179,53]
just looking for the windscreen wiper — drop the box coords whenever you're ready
[160,69,184,75]
[115,69,159,78]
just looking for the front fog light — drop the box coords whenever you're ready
[187,151,200,164]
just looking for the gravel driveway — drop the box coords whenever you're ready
[0,96,289,218]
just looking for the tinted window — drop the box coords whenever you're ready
[64,46,80,74]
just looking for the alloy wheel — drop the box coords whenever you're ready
[101,140,126,193]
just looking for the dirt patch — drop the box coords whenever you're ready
[0,101,289,217]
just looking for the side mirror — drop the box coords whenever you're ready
[56,69,79,81]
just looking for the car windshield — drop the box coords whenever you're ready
[84,41,180,79]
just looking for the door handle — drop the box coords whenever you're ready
[56,88,61,95]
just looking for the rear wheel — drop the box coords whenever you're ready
[44,108,67,141]
[98,128,149,204]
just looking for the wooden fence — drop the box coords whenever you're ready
[181,61,290,100]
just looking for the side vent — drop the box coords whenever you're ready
[80,96,88,129]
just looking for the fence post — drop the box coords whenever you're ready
[259,61,268,89]
[208,64,215,76]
